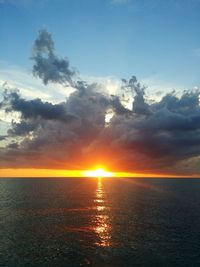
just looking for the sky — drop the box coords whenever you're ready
[0,0,200,176]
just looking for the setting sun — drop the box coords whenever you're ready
[83,168,113,178]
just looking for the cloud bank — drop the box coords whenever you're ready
[0,29,200,175]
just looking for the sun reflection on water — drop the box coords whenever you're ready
[93,178,111,247]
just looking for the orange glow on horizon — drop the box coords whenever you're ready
[0,168,197,178]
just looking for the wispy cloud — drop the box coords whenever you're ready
[0,62,74,103]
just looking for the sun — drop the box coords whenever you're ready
[83,168,113,178]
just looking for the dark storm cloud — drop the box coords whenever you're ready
[7,142,19,149]
[32,29,75,85]
[7,120,38,136]
[110,95,131,115]
[100,89,200,173]
[0,135,7,141]
[1,89,75,122]
[1,29,200,175]
[122,76,152,115]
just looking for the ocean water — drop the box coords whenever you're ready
[1,178,200,267]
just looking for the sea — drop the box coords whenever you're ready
[1,178,200,267]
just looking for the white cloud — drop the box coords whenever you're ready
[141,74,189,102]
[0,63,122,105]
[1,62,190,114]
[0,62,74,103]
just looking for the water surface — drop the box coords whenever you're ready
[1,178,200,266]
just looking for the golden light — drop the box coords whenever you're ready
[83,168,113,178]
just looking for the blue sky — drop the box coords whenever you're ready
[1,0,200,90]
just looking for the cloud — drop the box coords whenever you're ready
[0,135,7,141]
[32,29,75,85]
[1,89,75,122]
[0,62,75,103]
[0,29,200,175]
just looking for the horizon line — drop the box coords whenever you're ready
[0,168,199,178]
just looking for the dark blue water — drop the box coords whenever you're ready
[1,178,200,267]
